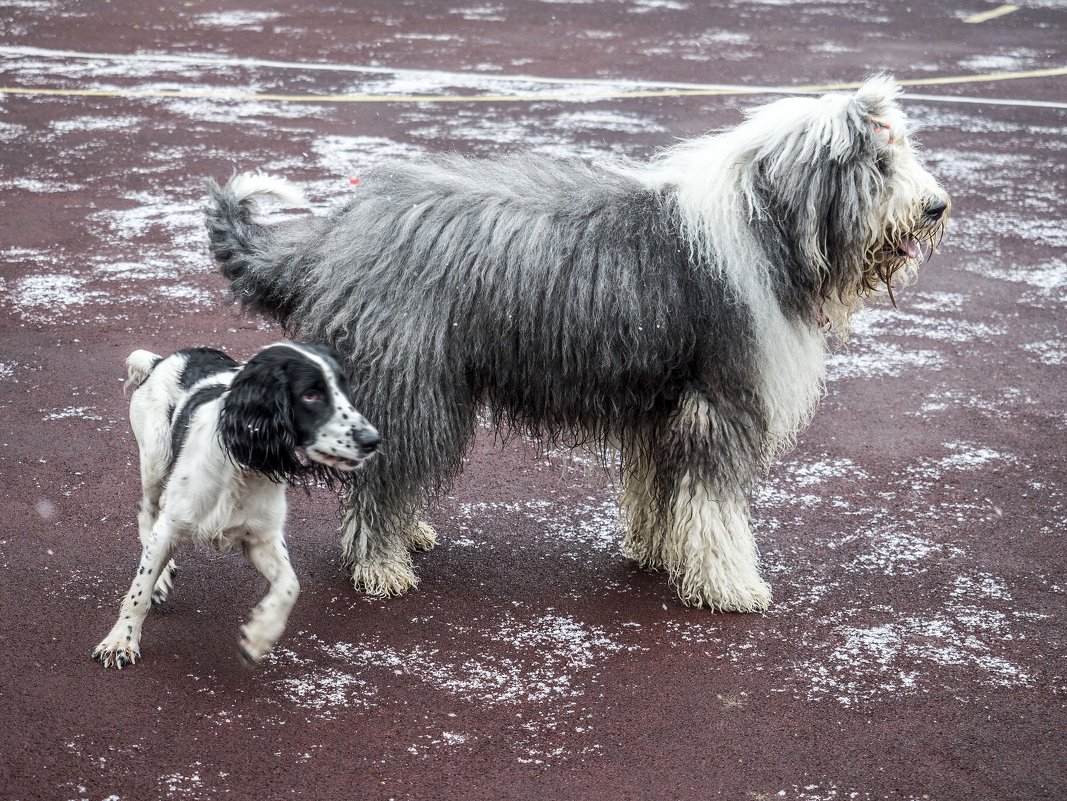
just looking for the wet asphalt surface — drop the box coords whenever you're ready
[1,1,1065,799]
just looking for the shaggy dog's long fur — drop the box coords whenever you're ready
[205,76,949,611]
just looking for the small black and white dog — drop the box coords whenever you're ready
[206,77,949,612]
[92,342,380,668]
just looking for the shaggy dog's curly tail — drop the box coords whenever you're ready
[205,173,309,324]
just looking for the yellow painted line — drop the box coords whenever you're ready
[792,66,1067,92]
[0,66,1064,105]
[963,4,1019,23]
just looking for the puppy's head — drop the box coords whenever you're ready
[220,342,380,482]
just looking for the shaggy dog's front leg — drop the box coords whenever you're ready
[663,477,770,611]
[623,388,771,612]
[620,451,667,570]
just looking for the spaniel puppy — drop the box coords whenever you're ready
[92,342,380,668]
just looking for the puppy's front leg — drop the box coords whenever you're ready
[93,517,178,668]
[238,534,300,663]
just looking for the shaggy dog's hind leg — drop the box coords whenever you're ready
[340,485,420,596]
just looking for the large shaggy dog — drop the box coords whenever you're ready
[206,76,949,612]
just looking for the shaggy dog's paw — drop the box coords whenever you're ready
[151,560,178,606]
[677,576,772,613]
[351,558,418,597]
[92,635,141,669]
[406,522,437,552]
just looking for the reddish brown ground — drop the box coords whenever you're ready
[1,2,1064,800]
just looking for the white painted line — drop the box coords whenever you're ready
[2,45,1065,110]
[903,92,1067,110]
[0,44,773,94]
[964,4,1019,24]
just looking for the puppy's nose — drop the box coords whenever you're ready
[355,429,381,452]
[924,198,948,221]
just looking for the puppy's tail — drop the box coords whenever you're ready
[124,349,162,394]
[205,173,311,323]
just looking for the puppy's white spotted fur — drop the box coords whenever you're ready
[93,342,378,668]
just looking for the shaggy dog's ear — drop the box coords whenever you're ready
[852,74,902,119]
[219,351,302,480]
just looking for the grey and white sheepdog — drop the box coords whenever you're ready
[206,76,949,611]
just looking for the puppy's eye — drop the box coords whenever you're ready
[302,391,322,404]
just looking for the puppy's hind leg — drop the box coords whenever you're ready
[136,477,178,606]
[238,533,300,663]
[133,407,179,606]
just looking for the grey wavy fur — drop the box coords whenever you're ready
[205,80,949,608]
[211,161,758,520]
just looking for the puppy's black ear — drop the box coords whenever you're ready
[220,351,303,481]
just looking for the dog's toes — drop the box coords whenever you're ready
[676,576,772,613]
[406,522,437,552]
[92,637,141,669]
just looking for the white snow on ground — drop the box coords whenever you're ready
[42,406,103,422]
[453,497,620,554]
[1022,339,1067,365]
[194,10,283,29]
[268,612,632,762]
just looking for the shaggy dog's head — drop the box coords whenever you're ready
[657,75,950,333]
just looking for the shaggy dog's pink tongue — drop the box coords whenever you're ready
[897,236,921,259]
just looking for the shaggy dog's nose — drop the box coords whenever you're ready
[924,199,948,221]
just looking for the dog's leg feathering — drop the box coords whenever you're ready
[405,520,438,552]
[620,450,667,571]
[664,476,771,612]
[625,387,771,612]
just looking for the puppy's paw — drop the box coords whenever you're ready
[406,521,437,552]
[238,617,285,664]
[151,560,178,606]
[351,558,418,597]
[237,626,272,664]
[92,634,141,669]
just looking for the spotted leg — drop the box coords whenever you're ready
[93,515,178,668]
[238,534,300,663]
